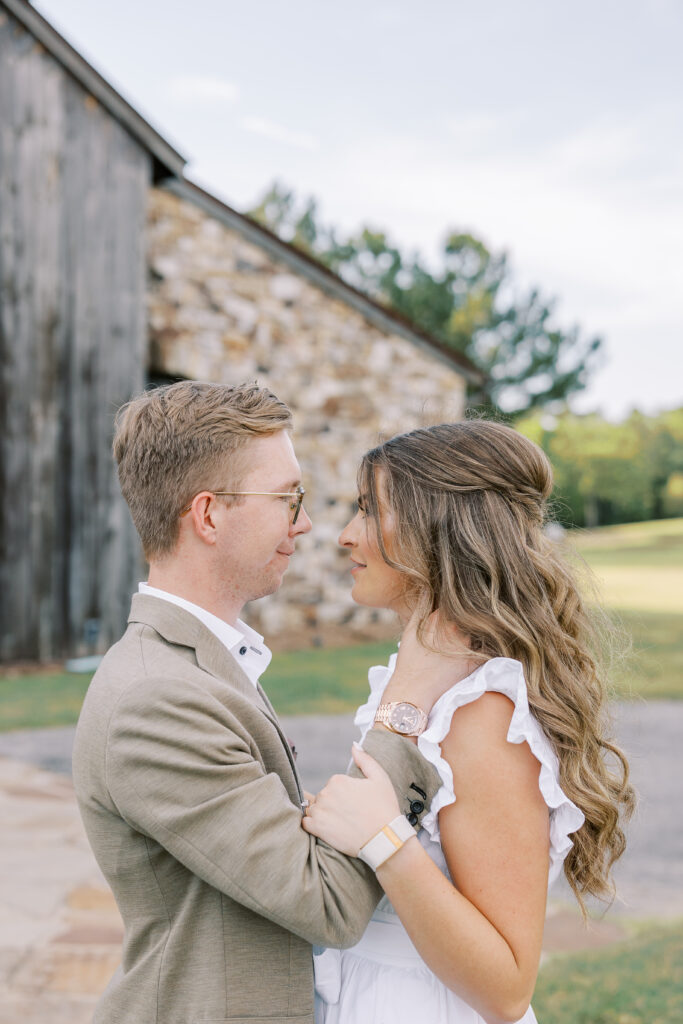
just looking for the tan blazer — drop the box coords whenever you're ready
[73,595,440,1024]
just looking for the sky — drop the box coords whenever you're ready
[35,0,683,420]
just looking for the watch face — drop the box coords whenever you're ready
[390,703,422,734]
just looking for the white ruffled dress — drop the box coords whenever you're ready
[314,655,585,1024]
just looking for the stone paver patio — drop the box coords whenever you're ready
[0,758,121,1023]
[1,700,681,1021]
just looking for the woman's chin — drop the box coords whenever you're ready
[350,583,388,610]
[350,584,406,618]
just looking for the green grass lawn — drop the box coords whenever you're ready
[571,516,683,568]
[610,610,683,700]
[567,517,683,700]
[0,642,398,730]
[0,672,94,733]
[261,641,396,714]
[532,920,683,1024]
[571,517,683,613]
[1,518,681,731]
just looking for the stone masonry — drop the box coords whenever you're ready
[146,188,470,645]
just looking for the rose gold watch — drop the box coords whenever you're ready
[374,701,428,737]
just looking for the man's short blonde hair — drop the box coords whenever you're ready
[113,381,292,559]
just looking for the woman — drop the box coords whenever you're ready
[303,420,634,1024]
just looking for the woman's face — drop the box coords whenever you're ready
[338,472,408,616]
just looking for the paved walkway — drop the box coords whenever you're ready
[0,701,681,1022]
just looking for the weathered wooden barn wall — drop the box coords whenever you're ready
[0,9,148,660]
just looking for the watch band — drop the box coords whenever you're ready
[374,701,429,737]
[357,814,417,871]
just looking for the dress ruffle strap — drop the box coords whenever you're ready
[355,654,585,887]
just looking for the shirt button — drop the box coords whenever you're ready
[239,646,247,655]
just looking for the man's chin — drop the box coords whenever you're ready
[246,573,285,603]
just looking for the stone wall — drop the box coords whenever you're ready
[146,187,468,648]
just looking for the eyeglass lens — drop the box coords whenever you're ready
[292,486,305,525]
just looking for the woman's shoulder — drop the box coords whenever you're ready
[439,687,519,750]
[424,657,534,746]
[415,657,585,882]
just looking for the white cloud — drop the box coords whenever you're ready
[169,75,238,104]
[241,116,318,152]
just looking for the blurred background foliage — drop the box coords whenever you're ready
[518,407,683,528]
[249,183,683,533]
[249,182,602,418]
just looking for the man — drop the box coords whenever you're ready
[73,381,440,1024]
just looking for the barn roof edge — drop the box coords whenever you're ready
[2,0,187,180]
[162,177,485,385]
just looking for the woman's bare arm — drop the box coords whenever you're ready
[304,692,549,1024]
[375,693,548,1022]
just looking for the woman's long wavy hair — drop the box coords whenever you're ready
[359,419,635,912]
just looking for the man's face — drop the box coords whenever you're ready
[214,431,312,607]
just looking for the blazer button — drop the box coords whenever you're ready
[407,813,419,827]
[239,646,247,655]
[410,800,424,814]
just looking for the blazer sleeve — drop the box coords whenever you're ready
[105,674,440,949]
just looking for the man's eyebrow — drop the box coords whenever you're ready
[273,479,302,492]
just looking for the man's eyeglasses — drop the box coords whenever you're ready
[180,485,305,524]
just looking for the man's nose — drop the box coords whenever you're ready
[292,506,312,535]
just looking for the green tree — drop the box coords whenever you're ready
[517,407,683,527]
[249,182,602,417]
[647,408,683,517]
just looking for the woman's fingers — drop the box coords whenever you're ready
[351,742,388,781]
[301,810,320,836]
[299,768,400,855]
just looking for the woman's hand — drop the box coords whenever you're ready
[380,608,478,714]
[301,744,401,855]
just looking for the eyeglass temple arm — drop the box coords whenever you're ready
[181,487,305,518]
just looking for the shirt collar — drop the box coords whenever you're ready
[137,582,271,687]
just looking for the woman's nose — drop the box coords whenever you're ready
[338,514,358,548]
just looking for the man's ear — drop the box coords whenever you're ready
[186,493,220,546]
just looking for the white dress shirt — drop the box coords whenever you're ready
[138,582,272,687]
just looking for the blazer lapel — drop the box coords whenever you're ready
[127,595,305,801]
[256,681,306,800]
[128,594,269,714]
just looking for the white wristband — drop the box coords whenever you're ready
[357,814,417,871]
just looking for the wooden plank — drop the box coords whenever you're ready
[61,75,148,656]
[0,11,150,660]
[2,21,42,657]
